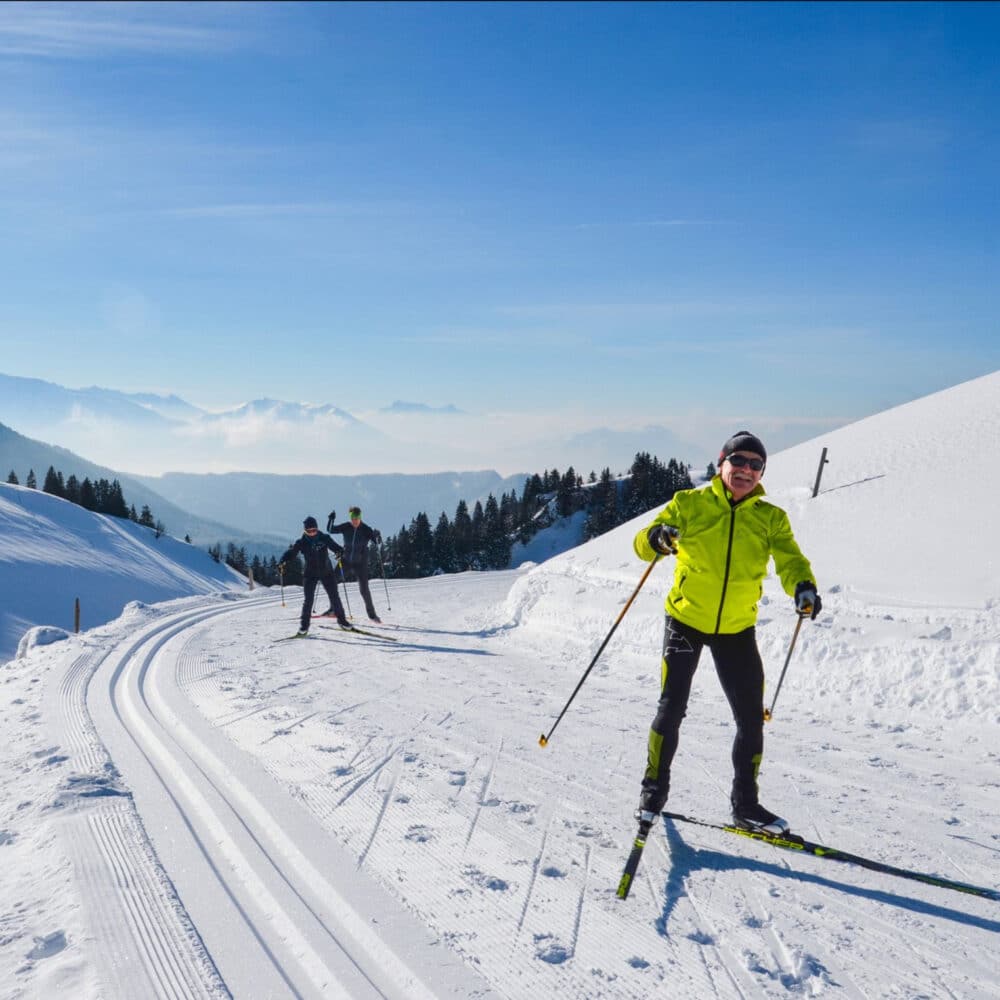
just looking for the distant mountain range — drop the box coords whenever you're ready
[135,470,531,542]
[0,372,713,479]
[0,420,530,554]
[0,373,391,477]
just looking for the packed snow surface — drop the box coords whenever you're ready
[1,371,998,998]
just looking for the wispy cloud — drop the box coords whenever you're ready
[574,219,724,230]
[161,200,417,220]
[0,2,247,59]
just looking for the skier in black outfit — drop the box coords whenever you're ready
[278,516,350,635]
[328,506,383,623]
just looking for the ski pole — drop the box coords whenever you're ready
[339,560,352,617]
[764,612,807,722]
[375,540,392,611]
[279,564,285,607]
[540,557,661,748]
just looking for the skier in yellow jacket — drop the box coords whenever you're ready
[634,431,821,835]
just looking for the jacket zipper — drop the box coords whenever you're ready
[714,505,737,634]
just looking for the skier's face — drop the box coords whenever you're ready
[721,451,764,501]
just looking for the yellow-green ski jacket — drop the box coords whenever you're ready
[634,475,814,635]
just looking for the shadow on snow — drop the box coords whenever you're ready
[655,817,1000,937]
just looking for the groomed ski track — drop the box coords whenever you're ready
[75,593,495,999]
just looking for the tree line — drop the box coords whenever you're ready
[379,451,697,580]
[6,465,165,536]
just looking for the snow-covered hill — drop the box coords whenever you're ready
[0,483,245,661]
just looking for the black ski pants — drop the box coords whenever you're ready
[640,615,765,814]
[300,571,346,631]
[345,558,378,620]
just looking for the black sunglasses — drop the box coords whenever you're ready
[726,454,765,472]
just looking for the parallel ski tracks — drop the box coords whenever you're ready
[74,595,469,1000]
[50,604,241,999]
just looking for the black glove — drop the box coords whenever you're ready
[794,581,822,619]
[647,524,680,555]
[327,512,336,532]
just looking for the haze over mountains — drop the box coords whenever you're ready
[0,421,265,548]
[0,372,706,479]
[0,418,530,551]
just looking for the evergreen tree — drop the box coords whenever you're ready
[6,470,18,485]
[623,452,651,517]
[64,475,79,504]
[138,504,155,528]
[556,466,578,517]
[410,512,434,576]
[26,468,37,489]
[518,474,544,543]
[394,522,415,577]
[470,501,485,569]
[432,511,457,574]
[452,500,473,570]
[79,478,96,510]
[584,467,619,540]
[482,494,510,569]
[108,480,129,518]
[43,466,63,497]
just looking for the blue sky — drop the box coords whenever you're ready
[1,2,997,470]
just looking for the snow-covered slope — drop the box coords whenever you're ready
[0,483,245,661]
[762,368,1000,610]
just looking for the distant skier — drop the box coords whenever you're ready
[633,431,821,836]
[328,506,383,623]
[278,516,350,636]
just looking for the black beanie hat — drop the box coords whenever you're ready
[719,431,767,465]
[303,516,318,529]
